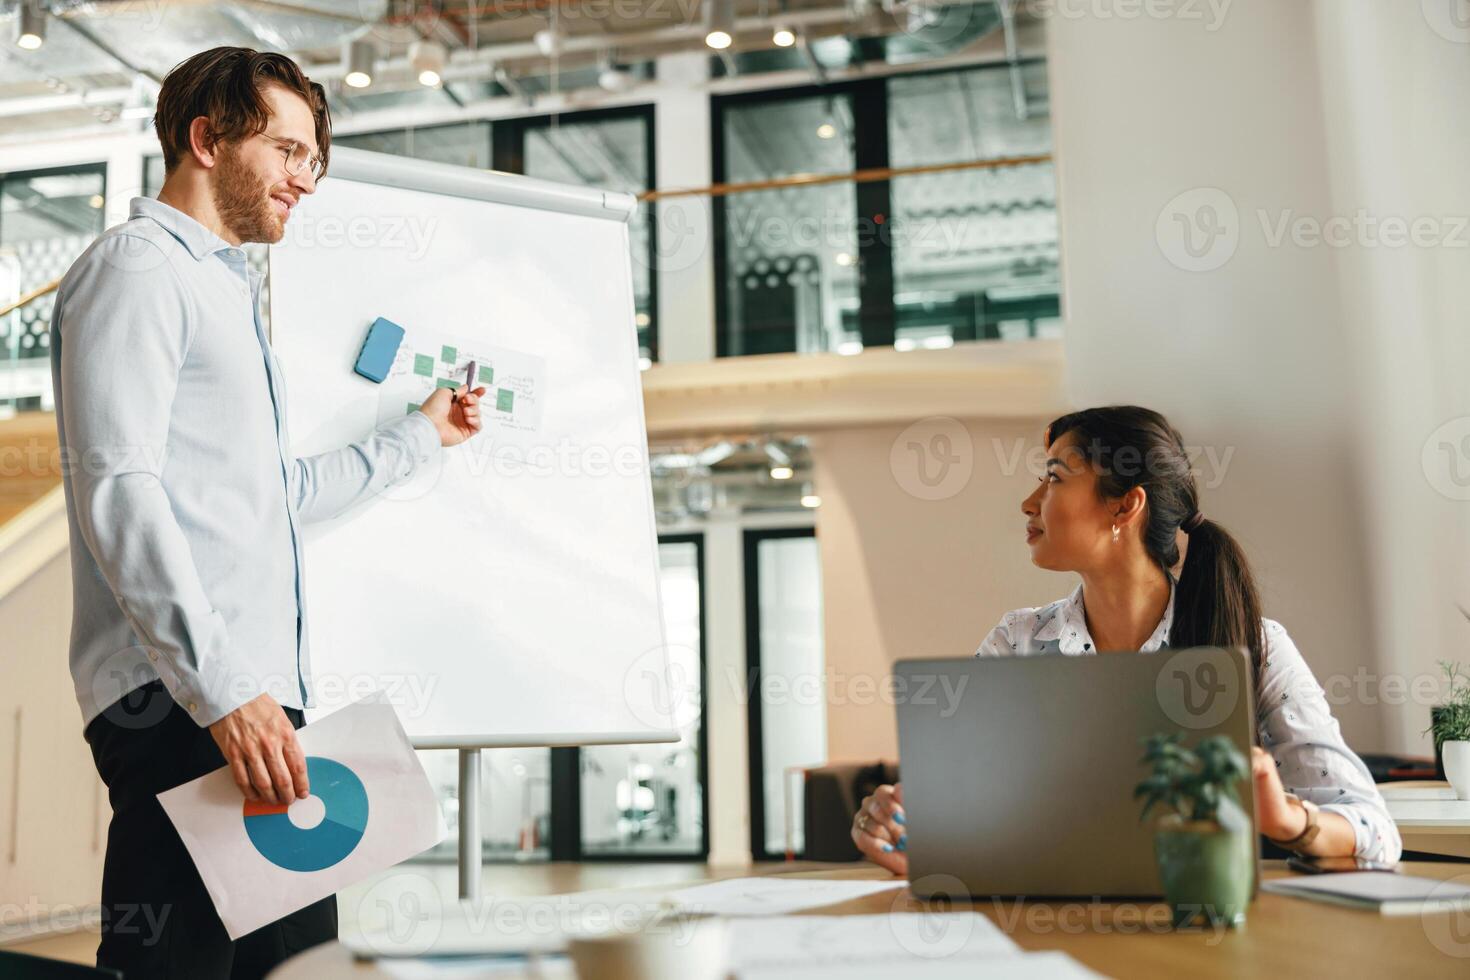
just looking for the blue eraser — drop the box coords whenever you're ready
[354,316,404,383]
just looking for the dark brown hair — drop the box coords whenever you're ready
[1045,406,1266,680]
[154,46,331,178]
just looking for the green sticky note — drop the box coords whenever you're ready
[482,365,494,384]
[441,345,457,364]
[413,354,434,377]
[406,402,421,415]
[436,377,458,390]
[496,388,514,412]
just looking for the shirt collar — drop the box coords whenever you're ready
[1036,577,1176,655]
[129,196,238,262]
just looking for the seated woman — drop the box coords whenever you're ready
[851,406,1401,874]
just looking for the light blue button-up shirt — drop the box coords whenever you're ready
[51,197,441,729]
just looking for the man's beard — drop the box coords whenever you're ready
[212,145,283,245]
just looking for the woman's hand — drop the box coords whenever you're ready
[851,782,908,876]
[1250,746,1308,842]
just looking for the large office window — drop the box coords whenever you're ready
[419,748,552,863]
[888,64,1059,345]
[0,164,107,412]
[745,528,826,860]
[335,120,492,169]
[576,535,707,858]
[714,61,1059,356]
[716,93,860,356]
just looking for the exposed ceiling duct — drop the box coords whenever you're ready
[0,0,1039,140]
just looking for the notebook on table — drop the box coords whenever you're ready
[1263,872,1470,916]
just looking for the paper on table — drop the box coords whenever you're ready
[158,696,446,939]
[738,950,1108,980]
[668,878,906,917]
[728,913,1018,969]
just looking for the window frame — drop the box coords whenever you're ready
[742,525,822,862]
[710,58,1053,357]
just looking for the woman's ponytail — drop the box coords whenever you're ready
[1171,518,1266,682]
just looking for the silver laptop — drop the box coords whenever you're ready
[894,647,1258,898]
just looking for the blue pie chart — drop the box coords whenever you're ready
[243,756,368,872]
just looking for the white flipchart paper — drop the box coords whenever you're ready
[158,697,446,939]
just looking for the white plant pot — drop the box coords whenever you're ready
[1445,741,1470,801]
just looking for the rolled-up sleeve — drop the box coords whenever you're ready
[1256,619,1403,864]
[56,235,249,727]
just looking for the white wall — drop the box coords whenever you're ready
[0,547,107,942]
[1043,0,1382,747]
[1311,0,1470,753]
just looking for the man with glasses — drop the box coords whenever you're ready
[49,47,486,978]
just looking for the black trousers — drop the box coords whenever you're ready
[85,680,337,979]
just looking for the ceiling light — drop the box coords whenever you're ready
[534,25,562,57]
[15,0,43,50]
[705,0,734,49]
[770,465,794,481]
[410,39,446,87]
[16,1,45,50]
[801,493,822,508]
[772,24,795,47]
[835,251,854,266]
[816,122,836,139]
[344,39,375,89]
[598,54,635,93]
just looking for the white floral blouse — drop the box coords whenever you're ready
[974,579,1403,864]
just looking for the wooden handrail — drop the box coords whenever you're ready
[637,152,1053,202]
[0,278,60,320]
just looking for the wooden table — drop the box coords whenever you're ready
[1380,781,1470,860]
[269,860,1470,979]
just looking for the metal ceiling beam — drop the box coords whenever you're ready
[57,16,164,87]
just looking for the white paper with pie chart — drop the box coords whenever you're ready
[158,696,445,939]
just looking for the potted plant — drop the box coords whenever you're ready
[1135,732,1253,928]
[1427,660,1470,800]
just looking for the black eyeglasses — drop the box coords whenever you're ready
[259,133,325,180]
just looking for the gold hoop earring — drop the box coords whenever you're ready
[1112,524,1120,543]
